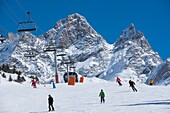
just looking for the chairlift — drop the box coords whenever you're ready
[58,67,65,72]
[24,51,36,58]
[56,46,66,56]
[57,58,62,61]
[43,45,56,52]
[63,61,72,64]
[0,35,6,43]
[18,11,36,32]
[41,53,50,58]
[70,66,76,68]
[56,52,66,56]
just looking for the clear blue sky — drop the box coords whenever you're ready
[0,0,170,60]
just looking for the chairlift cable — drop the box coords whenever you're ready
[2,0,21,21]
[16,0,27,16]
[0,6,18,25]
[0,25,9,34]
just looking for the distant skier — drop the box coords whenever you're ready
[31,79,36,88]
[116,77,122,86]
[99,89,105,103]
[48,95,55,111]
[150,79,154,85]
[52,80,56,88]
[129,80,137,92]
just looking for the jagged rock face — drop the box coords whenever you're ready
[43,13,109,63]
[146,58,170,85]
[99,24,162,80]
[54,13,96,48]
[49,13,111,76]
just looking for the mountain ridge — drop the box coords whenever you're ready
[0,13,168,85]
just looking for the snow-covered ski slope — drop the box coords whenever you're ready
[0,77,170,113]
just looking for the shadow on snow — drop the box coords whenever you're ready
[119,99,170,106]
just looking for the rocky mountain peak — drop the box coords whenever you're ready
[54,13,88,31]
[129,23,135,30]
[67,13,85,21]
[100,23,163,80]
[114,23,144,47]
[44,13,106,50]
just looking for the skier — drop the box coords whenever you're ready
[129,80,137,92]
[52,80,56,88]
[150,79,154,85]
[48,95,55,111]
[99,89,105,103]
[116,77,122,86]
[31,79,36,88]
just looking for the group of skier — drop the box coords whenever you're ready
[98,77,138,104]
[31,79,57,89]
[116,77,137,92]
[31,76,138,111]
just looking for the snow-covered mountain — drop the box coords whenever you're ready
[40,13,113,78]
[0,13,166,84]
[99,23,162,81]
[146,58,170,85]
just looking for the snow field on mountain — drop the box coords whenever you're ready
[0,76,170,113]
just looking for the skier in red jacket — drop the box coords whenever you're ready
[31,79,37,88]
[116,77,122,86]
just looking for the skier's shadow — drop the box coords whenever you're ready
[119,99,170,106]
[114,90,130,93]
[29,111,48,113]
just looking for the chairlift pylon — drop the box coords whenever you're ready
[18,11,36,32]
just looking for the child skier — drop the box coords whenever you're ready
[99,89,105,103]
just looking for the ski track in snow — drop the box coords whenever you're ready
[0,78,170,113]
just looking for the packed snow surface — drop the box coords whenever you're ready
[0,77,170,113]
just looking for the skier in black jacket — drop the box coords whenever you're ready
[48,95,55,111]
[129,80,137,92]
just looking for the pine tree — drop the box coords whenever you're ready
[12,65,16,74]
[35,76,39,84]
[2,73,6,78]
[9,75,13,81]
[2,64,10,72]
